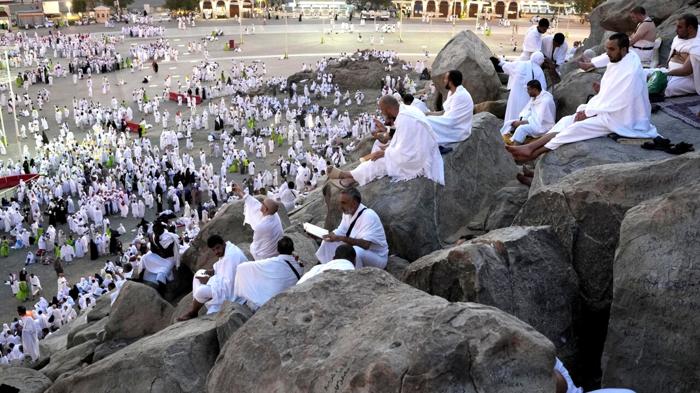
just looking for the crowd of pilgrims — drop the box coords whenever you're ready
[0,22,430,364]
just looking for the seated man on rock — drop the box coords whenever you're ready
[327,95,444,187]
[654,14,699,97]
[140,220,181,287]
[232,184,284,260]
[233,236,302,310]
[500,52,548,128]
[501,80,556,145]
[507,33,658,162]
[424,70,474,146]
[297,244,356,285]
[315,187,389,269]
[177,235,248,321]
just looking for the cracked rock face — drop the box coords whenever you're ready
[206,269,556,393]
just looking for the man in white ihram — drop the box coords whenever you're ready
[177,234,248,321]
[326,95,444,187]
[500,51,548,130]
[501,79,556,145]
[233,236,302,310]
[507,33,659,162]
[424,70,474,146]
[521,18,550,60]
[232,184,283,260]
[315,187,389,269]
[298,244,356,285]
[18,306,40,362]
[141,220,181,285]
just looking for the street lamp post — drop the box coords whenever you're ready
[283,10,289,58]
[398,5,403,43]
[451,0,456,36]
[2,49,22,161]
[238,0,244,45]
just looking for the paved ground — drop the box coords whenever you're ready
[0,16,597,323]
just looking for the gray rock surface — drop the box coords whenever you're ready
[105,281,174,341]
[529,137,671,196]
[67,317,108,349]
[214,301,253,347]
[470,184,530,231]
[47,316,219,393]
[601,183,700,393]
[0,367,52,393]
[86,294,112,322]
[41,339,97,381]
[431,30,502,104]
[92,339,134,362]
[322,113,518,261]
[403,226,579,365]
[473,99,507,119]
[385,255,410,280]
[206,269,556,393]
[517,152,700,311]
[180,199,253,273]
[551,69,603,120]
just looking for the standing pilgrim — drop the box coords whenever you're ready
[521,18,550,60]
[500,52,548,130]
[18,306,40,362]
[232,184,284,260]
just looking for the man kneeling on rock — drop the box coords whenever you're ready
[315,187,388,269]
[177,235,248,321]
[233,236,303,310]
[507,33,658,163]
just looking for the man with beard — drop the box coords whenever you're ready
[507,33,659,162]
[424,70,474,146]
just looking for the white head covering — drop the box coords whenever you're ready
[530,51,545,66]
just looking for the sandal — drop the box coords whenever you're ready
[665,142,695,155]
[641,136,672,151]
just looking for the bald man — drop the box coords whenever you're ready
[233,184,284,260]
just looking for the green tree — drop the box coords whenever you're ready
[164,0,200,11]
[550,0,604,14]
[72,0,87,13]
[102,0,135,9]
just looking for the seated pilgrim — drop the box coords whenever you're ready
[424,70,474,145]
[233,236,302,310]
[297,244,356,285]
[232,184,284,260]
[507,33,658,162]
[177,235,248,321]
[140,220,181,286]
[314,187,389,269]
[501,80,556,145]
[326,95,444,187]
[500,52,548,129]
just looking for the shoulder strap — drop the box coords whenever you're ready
[282,257,301,280]
[345,208,367,238]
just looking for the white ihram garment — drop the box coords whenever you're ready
[243,195,284,260]
[192,242,248,313]
[425,85,474,145]
[545,51,658,150]
[502,53,547,130]
[297,259,355,285]
[315,204,388,269]
[233,254,301,310]
[351,104,444,186]
[501,90,556,143]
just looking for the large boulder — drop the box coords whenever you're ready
[529,137,671,195]
[601,183,700,393]
[206,269,556,393]
[431,30,503,104]
[470,184,530,231]
[283,224,320,268]
[473,99,507,119]
[86,293,112,322]
[40,339,97,381]
[322,112,518,261]
[46,316,220,393]
[287,188,327,227]
[38,315,85,365]
[518,152,700,311]
[0,367,52,393]
[180,199,253,273]
[403,226,580,366]
[551,69,604,120]
[67,317,108,349]
[214,301,253,347]
[105,281,174,341]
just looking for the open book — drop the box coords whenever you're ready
[303,222,329,239]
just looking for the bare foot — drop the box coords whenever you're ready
[176,311,197,322]
[506,144,535,161]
